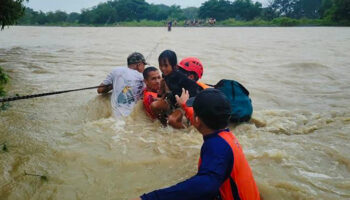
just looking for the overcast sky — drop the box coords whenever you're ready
[26,0,269,13]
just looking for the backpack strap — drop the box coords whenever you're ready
[234,81,249,96]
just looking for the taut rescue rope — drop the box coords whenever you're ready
[0,85,111,103]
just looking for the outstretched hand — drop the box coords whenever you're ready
[175,88,189,106]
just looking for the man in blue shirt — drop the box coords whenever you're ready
[131,89,260,200]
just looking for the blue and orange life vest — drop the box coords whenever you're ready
[198,130,260,200]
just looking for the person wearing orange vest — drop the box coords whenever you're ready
[141,51,203,125]
[167,57,210,128]
[131,88,260,200]
[142,67,162,119]
[177,57,210,90]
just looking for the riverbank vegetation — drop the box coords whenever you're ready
[0,0,27,29]
[1,0,349,28]
[15,0,349,27]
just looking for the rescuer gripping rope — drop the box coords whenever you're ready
[0,39,165,104]
[0,85,111,103]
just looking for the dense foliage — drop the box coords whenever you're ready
[18,0,190,25]
[198,0,263,21]
[268,0,349,23]
[0,0,27,29]
[1,0,349,27]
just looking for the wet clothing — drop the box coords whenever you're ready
[181,102,194,125]
[143,90,158,119]
[141,129,260,200]
[168,21,172,31]
[102,66,144,117]
[180,82,210,124]
[210,130,260,200]
[163,70,203,106]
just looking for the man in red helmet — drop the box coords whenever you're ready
[177,57,210,89]
[167,57,212,128]
[145,56,209,128]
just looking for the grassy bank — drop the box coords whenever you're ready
[17,18,349,27]
[111,18,349,27]
[215,17,349,26]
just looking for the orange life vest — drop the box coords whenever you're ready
[181,82,210,124]
[143,90,158,119]
[197,81,210,89]
[198,130,260,200]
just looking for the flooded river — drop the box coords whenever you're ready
[0,26,350,199]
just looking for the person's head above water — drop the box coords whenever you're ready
[143,66,161,93]
[127,52,147,73]
[178,57,204,82]
[158,49,177,76]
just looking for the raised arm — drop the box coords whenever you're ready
[175,88,194,124]
[139,140,233,200]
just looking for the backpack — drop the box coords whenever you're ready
[214,79,253,123]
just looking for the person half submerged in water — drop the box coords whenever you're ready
[167,20,172,32]
[142,66,162,119]
[97,52,146,117]
[131,89,261,200]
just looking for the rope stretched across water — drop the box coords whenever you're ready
[0,85,111,103]
[145,36,165,64]
[146,41,161,62]
[0,39,164,104]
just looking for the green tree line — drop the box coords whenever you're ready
[1,0,349,27]
[0,0,27,29]
[18,0,197,25]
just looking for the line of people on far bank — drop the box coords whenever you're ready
[97,50,261,200]
[167,18,216,29]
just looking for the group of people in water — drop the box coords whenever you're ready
[97,50,261,200]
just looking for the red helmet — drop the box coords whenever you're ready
[178,57,204,79]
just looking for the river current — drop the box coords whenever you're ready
[0,26,350,199]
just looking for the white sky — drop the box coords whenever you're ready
[25,0,269,13]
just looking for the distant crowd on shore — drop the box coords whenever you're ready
[165,18,216,27]
[184,18,216,26]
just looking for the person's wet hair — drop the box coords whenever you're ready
[143,66,158,80]
[158,50,177,69]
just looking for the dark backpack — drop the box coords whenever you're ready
[214,79,253,123]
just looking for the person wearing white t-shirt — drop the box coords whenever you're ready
[97,52,147,117]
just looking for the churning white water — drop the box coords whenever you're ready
[0,26,350,199]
